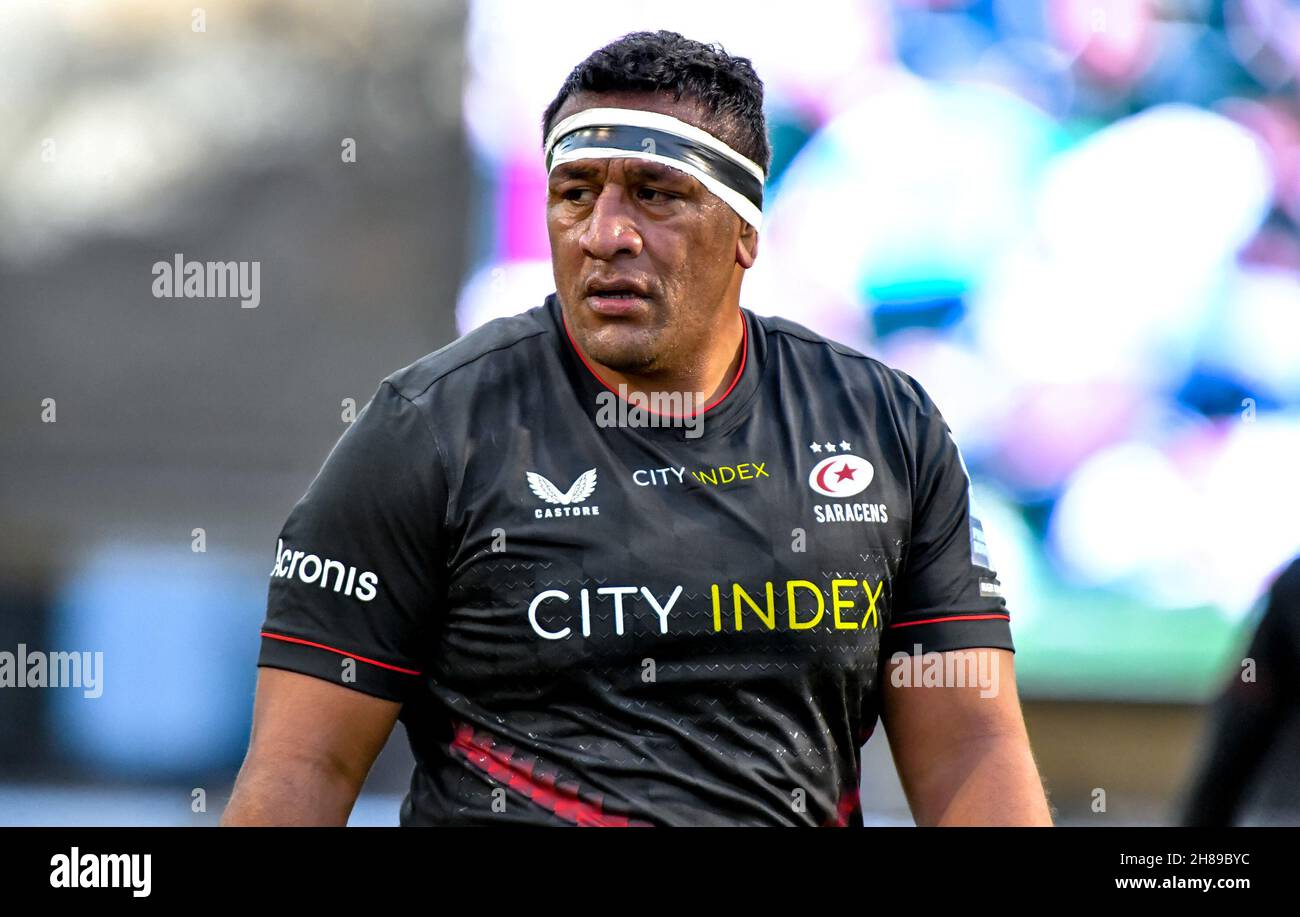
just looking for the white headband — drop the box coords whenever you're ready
[543,107,765,228]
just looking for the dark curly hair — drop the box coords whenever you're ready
[541,30,771,175]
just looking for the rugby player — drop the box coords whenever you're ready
[222,30,1053,827]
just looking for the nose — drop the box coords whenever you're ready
[579,183,643,261]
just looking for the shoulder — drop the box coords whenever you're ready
[380,302,553,406]
[1267,556,1300,608]
[752,309,935,415]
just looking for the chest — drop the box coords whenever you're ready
[433,414,914,685]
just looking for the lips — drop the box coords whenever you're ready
[583,278,651,316]
[584,278,650,298]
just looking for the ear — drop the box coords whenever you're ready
[736,221,759,269]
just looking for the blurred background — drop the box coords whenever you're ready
[1,0,1297,826]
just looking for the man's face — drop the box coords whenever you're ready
[546,90,756,375]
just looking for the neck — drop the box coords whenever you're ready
[580,306,746,416]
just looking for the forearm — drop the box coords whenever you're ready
[913,732,1053,827]
[221,751,361,826]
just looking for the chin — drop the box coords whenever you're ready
[581,330,660,374]
[589,344,659,375]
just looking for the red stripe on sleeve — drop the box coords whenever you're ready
[260,631,421,675]
[887,613,1010,629]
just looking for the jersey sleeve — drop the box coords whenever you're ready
[883,370,1014,657]
[257,380,445,701]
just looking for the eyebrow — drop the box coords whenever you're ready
[548,159,695,187]
[549,162,602,182]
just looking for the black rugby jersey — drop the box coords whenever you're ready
[257,293,1014,826]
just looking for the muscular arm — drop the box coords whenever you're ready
[221,667,402,826]
[881,648,1052,826]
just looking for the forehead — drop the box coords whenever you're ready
[548,157,696,186]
